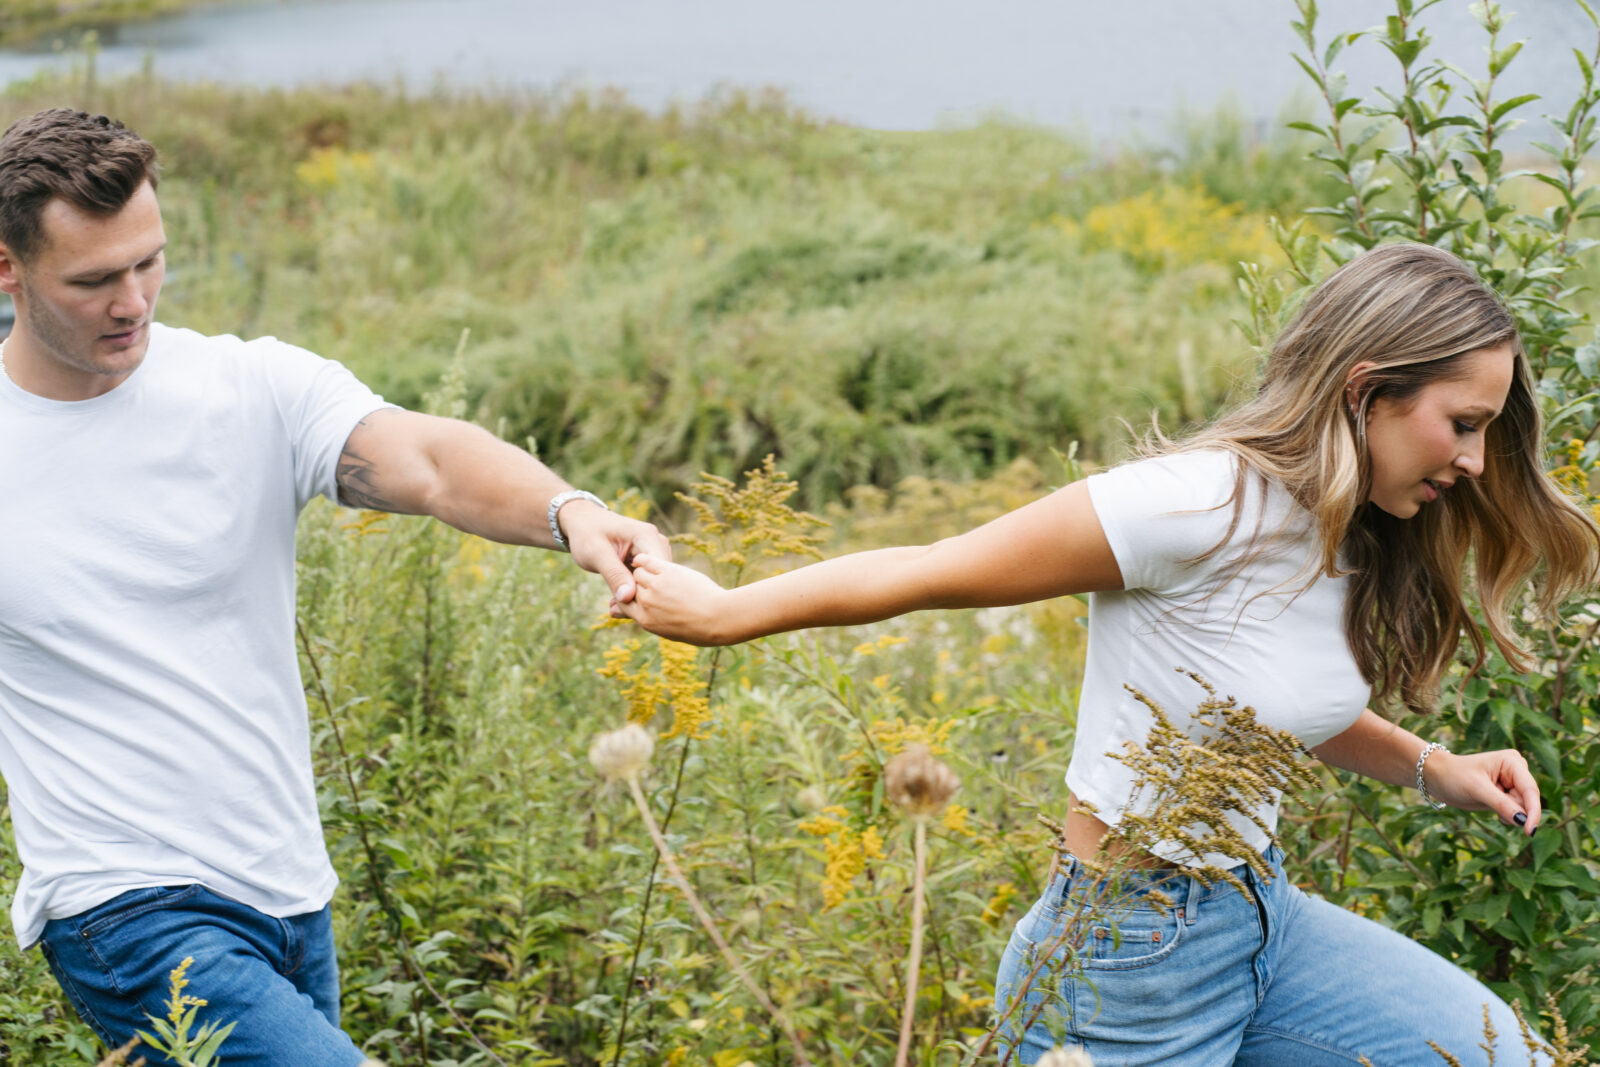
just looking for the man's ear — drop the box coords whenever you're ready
[0,243,23,298]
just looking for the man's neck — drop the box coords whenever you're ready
[0,330,142,401]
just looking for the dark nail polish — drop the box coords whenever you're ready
[1514,811,1528,827]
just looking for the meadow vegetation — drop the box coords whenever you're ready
[2,0,1600,1062]
[0,1,250,48]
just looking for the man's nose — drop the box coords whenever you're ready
[109,274,148,321]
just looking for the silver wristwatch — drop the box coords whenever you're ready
[547,489,609,552]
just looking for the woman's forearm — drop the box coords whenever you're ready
[1310,709,1430,788]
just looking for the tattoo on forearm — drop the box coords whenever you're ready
[337,420,399,511]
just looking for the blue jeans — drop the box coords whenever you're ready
[993,848,1548,1066]
[38,884,366,1066]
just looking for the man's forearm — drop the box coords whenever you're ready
[338,409,575,548]
[420,421,577,547]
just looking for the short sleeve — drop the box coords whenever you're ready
[250,338,394,509]
[1085,451,1241,593]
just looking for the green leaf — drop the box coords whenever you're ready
[1532,826,1563,869]
[1489,93,1540,125]
[1576,340,1600,378]
[1489,40,1526,78]
[1510,893,1538,941]
[1293,51,1334,92]
[1526,733,1563,786]
[1291,19,1315,52]
[1324,32,1350,68]
[1365,869,1417,888]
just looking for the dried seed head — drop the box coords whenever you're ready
[1037,1048,1095,1067]
[796,784,827,812]
[884,744,959,819]
[588,723,654,781]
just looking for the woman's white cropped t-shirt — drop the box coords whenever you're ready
[1068,449,1371,867]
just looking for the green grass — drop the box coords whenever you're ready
[0,1,253,48]
[2,67,1336,510]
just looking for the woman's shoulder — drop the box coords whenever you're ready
[1090,448,1242,510]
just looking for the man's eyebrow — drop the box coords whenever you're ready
[66,242,167,282]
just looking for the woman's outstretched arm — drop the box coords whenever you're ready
[614,479,1123,645]
[1312,709,1540,834]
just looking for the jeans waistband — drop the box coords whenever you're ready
[1046,845,1284,924]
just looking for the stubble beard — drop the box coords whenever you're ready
[18,277,151,381]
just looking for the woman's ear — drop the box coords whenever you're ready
[1345,360,1378,415]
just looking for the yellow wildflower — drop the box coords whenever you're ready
[658,639,710,739]
[980,882,1020,928]
[339,509,390,538]
[941,803,974,837]
[821,831,866,908]
[798,806,848,837]
[1551,463,1589,497]
[675,455,830,584]
[868,715,960,756]
[860,824,886,860]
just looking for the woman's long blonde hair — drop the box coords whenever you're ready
[1173,243,1600,714]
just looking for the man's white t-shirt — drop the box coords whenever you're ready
[1069,449,1372,868]
[0,323,389,948]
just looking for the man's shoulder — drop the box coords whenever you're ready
[150,323,302,359]
[147,325,334,391]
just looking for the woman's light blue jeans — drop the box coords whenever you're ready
[993,847,1547,1066]
[38,884,367,1066]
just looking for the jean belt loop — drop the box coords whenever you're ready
[1184,872,1201,926]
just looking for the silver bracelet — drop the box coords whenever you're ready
[1415,741,1449,810]
[546,489,608,552]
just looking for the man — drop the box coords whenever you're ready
[0,107,668,1064]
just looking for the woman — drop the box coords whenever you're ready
[614,243,1600,1065]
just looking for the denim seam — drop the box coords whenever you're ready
[280,915,306,978]
[1241,1023,1374,1065]
[78,884,203,940]
[1075,906,1185,973]
[76,910,184,1025]
[40,937,118,1046]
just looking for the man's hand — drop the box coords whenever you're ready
[556,501,672,604]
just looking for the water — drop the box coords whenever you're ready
[0,0,1595,143]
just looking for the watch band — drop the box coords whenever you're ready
[547,489,609,552]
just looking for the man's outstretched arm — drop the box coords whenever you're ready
[336,408,670,601]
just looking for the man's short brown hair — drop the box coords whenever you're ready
[0,108,160,262]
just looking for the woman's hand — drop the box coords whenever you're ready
[1424,748,1541,835]
[611,553,738,646]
